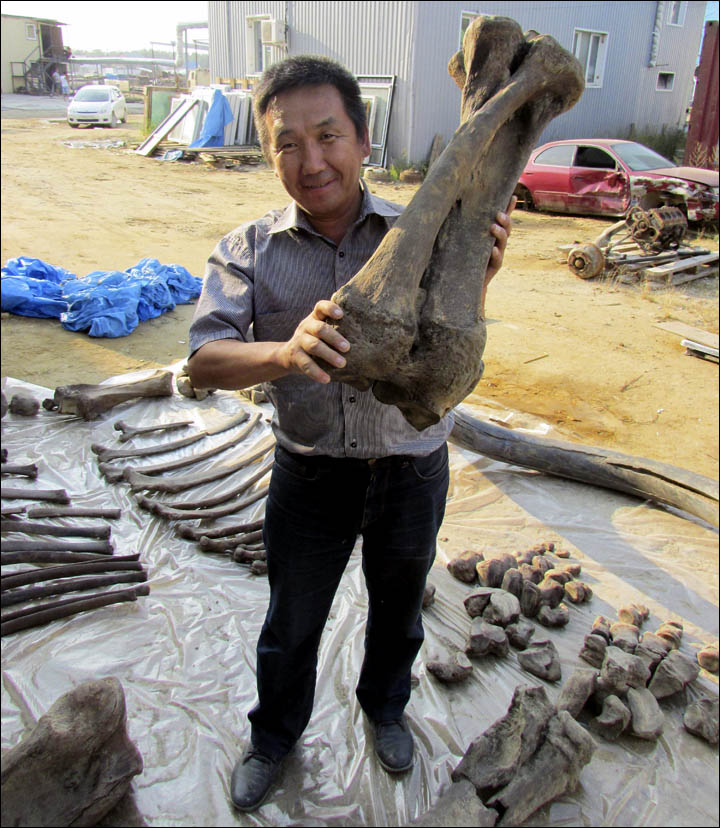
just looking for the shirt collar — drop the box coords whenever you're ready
[267,180,401,237]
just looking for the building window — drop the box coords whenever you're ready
[657,72,675,91]
[460,12,479,47]
[245,16,272,75]
[25,22,37,40]
[572,29,608,88]
[667,1,687,26]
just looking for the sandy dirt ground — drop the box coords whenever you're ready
[1,113,718,480]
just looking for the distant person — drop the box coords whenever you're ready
[60,74,71,99]
[50,68,62,97]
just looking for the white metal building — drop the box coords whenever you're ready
[208,1,706,166]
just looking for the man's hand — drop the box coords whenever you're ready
[480,195,516,318]
[280,300,350,384]
[486,195,517,285]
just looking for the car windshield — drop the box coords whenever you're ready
[611,143,676,171]
[73,89,111,102]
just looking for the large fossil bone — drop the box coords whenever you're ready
[138,477,270,521]
[324,17,584,429]
[26,506,122,519]
[2,559,144,590]
[1,539,113,554]
[1,464,39,479]
[43,369,174,420]
[176,517,264,541]
[1,571,148,608]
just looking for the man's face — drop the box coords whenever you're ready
[265,84,371,224]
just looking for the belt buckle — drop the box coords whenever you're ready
[367,458,378,466]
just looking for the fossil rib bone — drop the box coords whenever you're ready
[114,417,194,442]
[1,464,39,479]
[1,488,70,503]
[198,529,264,553]
[138,477,270,521]
[43,369,174,420]
[1,571,148,608]
[176,517,265,541]
[323,17,584,429]
[1,539,113,554]
[126,433,275,494]
[1,584,150,636]
[2,559,143,590]
[1,550,135,566]
[92,410,250,463]
[26,506,122,519]
[1,520,111,539]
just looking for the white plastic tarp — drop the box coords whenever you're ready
[1,368,718,827]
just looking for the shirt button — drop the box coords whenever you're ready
[338,251,345,258]
[350,440,357,448]
[349,395,356,403]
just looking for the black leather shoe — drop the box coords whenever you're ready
[230,749,282,812]
[373,717,414,772]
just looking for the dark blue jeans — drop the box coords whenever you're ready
[248,443,449,761]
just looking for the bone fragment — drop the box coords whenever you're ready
[232,547,267,563]
[427,651,473,684]
[9,393,40,416]
[26,506,122,519]
[1,583,150,636]
[1,463,38,478]
[198,529,264,553]
[447,551,484,583]
[93,410,250,462]
[176,363,215,400]
[138,475,270,521]
[1,519,111,539]
[249,560,267,576]
[698,643,719,673]
[121,412,261,485]
[127,433,275,494]
[0,505,26,517]
[175,517,264,541]
[2,559,144,590]
[683,697,719,745]
[517,640,562,682]
[323,17,584,429]
[114,417,194,442]
[0,677,143,825]
[1,571,148,608]
[43,369,174,420]
[1,487,70,503]
[2,550,135,566]
[1,539,113,554]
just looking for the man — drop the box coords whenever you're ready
[187,55,514,813]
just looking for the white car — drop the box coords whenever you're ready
[67,85,127,128]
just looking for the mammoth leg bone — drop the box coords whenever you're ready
[1,487,70,503]
[43,369,174,420]
[325,17,584,430]
[1,464,39,479]
[1,519,111,539]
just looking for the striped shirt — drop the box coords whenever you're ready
[189,181,453,458]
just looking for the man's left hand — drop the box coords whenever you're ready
[485,195,516,285]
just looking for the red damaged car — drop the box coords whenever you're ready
[515,139,719,222]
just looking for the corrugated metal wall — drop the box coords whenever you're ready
[209,1,707,166]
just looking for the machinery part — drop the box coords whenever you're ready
[626,205,687,253]
[567,244,605,279]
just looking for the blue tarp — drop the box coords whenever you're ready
[189,89,233,148]
[1,256,202,338]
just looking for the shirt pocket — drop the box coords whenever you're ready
[253,308,306,342]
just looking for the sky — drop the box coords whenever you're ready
[2,0,717,52]
[1,1,209,51]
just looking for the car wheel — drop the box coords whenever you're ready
[514,185,535,211]
[121,110,127,123]
[110,112,118,128]
[69,122,79,128]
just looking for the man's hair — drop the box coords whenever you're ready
[253,55,367,165]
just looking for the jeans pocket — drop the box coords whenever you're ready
[274,447,320,482]
[409,444,448,481]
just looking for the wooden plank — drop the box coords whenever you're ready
[654,321,719,350]
[135,98,199,157]
[670,267,719,286]
[645,252,718,277]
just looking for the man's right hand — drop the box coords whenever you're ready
[280,300,351,384]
